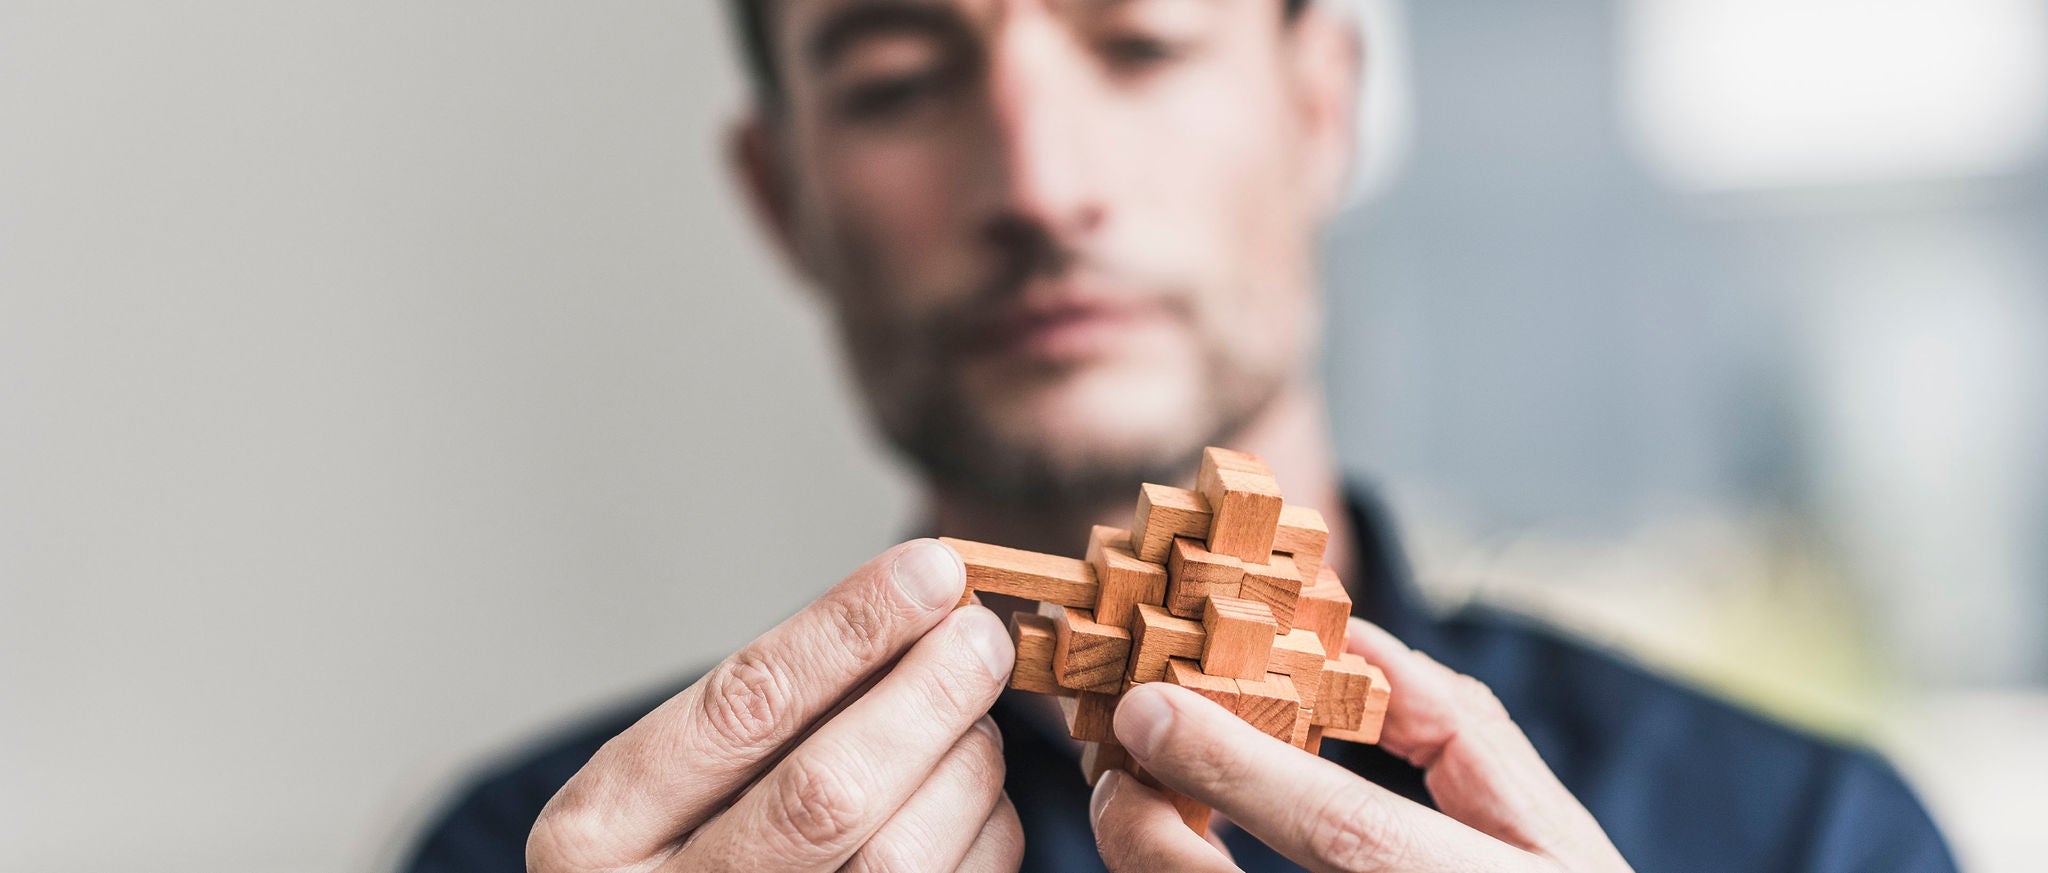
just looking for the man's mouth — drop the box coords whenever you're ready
[956,293,1173,364]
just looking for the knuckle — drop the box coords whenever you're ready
[699,651,795,755]
[1453,672,1510,721]
[1303,787,1402,873]
[769,752,870,850]
[819,590,902,665]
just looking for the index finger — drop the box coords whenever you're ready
[1343,619,1630,867]
[530,539,967,869]
[1112,683,1534,873]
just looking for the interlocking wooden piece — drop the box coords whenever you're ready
[1304,724,1327,755]
[1006,612,1073,697]
[1275,504,1330,581]
[1234,673,1301,740]
[1130,484,1212,563]
[1267,627,1326,711]
[1200,595,1278,680]
[1041,602,1131,694]
[1166,536,1244,618]
[940,446,1395,834]
[1127,603,1207,683]
[1087,525,1168,629]
[943,537,1099,608]
[1165,657,1240,711]
[1290,707,1315,747]
[1240,553,1306,627]
[1196,448,1285,562]
[1292,567,1353,659]
[1312,653,1389,739]
[1204,446,1271,474]
[1080,741,1131,786]
[1060,690,1121,743]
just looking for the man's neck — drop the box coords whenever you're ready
[925,380,1356,589]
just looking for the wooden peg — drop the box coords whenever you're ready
[1199,596,1278,680]
[1166,536,1244,619]
[1041,602,1132,694]
[1128,603,1207,683]
[1087,525,1168,629]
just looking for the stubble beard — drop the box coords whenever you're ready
[865,334,1289,512]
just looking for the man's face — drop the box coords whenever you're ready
[751,0,1352,506]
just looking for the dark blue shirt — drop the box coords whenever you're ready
[402,488,1956,872]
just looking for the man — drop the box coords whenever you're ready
[404,1,1956,870]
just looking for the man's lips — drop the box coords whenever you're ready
[955,298,1171,363]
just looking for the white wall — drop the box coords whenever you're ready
[0,4,912,871]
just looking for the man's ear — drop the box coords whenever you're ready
[729,115,821,283]
[1285,5,1363,221]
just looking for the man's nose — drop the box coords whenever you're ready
[984,18,1105,239]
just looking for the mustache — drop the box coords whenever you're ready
[918,218,1184,354]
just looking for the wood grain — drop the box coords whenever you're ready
[943,537,1099,607]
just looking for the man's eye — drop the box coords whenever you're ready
[834,70,953,122]
[1100,35,1182,71]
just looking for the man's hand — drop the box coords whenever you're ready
[527,540,1024,873]
[1090,616,1635,873]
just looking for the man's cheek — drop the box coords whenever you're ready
[827,143,977,296]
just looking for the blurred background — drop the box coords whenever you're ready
[2,1,2043,871]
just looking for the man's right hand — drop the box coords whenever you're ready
[527,540,1024,873]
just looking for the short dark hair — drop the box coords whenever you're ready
[726,0,1314,106]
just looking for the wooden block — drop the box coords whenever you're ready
[1127,603,1207,683]
[1304,725,1326,755]
[1197,449,1285,562]
[1041,603,1131,694]
[1290,707,1314,748]
[1292,567,1353,659]
[1234,673,1300,740]
[1130,484,1211,563]
[1240,553,1305,627]
[1199,595,1277,680]
[1006,612,1074,697]
[1080,741,1131,786]
[1312,653,1389,736]
[1202,446,1272,475]
[1087,525,1168,629]
[1164,658,1240,711]
[1060,690,1121,743]
[1165,536,1243,619]
[1267,627,1326,710]
[1275,504,1330,581]
[942,537,1099,608]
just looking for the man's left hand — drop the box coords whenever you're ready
[1089,616,1636,873]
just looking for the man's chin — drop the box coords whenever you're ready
[938,372,1214,497]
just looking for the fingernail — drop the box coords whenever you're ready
[1114,685,1175,759]
[894,540,964,610]
[961,608,1015,681]
[1090,769,1124,827]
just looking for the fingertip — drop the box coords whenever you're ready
[1112,684,1176,760]
[1346,616,1410,657]
[951,603,1015,681]
[893,538,967,611]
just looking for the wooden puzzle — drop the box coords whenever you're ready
[942,447,1392,833]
